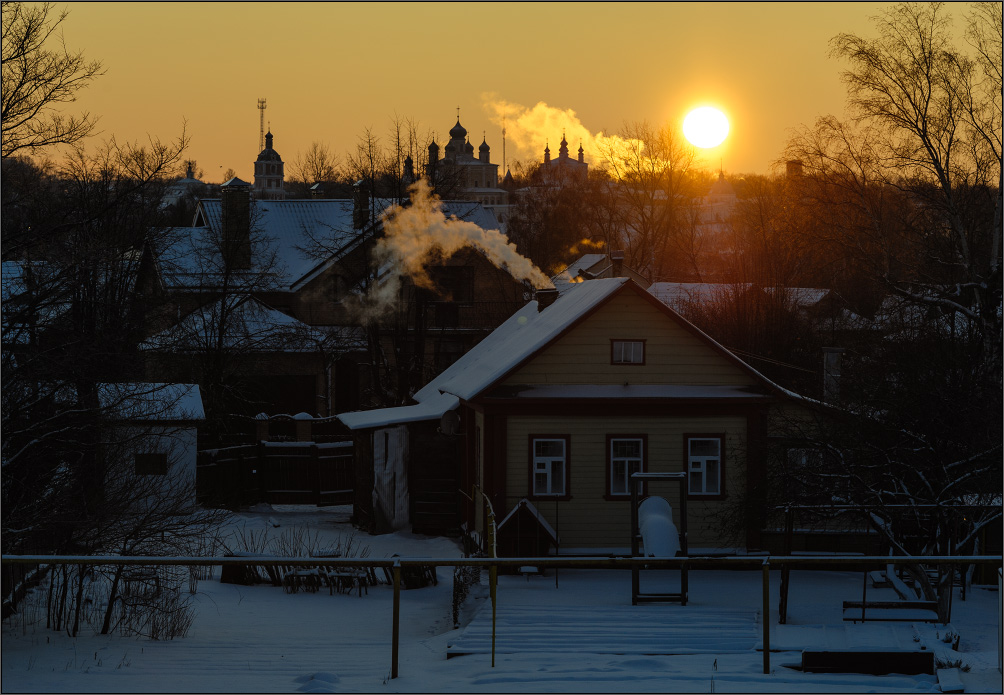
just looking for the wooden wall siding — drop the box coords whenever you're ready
[503,415,747,550]
[503,292,757,387]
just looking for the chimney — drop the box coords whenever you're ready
[822,347,845,403]
[610,250,625,278]
[786,160,804,178]
[220,177,252,269]
[352,180,370,230]
[535,287,559,312]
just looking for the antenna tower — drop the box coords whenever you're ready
[502,111,507,173]
[257,98,267,151]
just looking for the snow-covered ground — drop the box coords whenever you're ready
[2,505,1001,693]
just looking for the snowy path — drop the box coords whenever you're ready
[447,604,760,656]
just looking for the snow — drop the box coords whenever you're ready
[638,496,682,558]
[139,296,325,353]
[166,198,502,290]
[497,499,559,543]
[337,392,459,431]
[414,278,629,403]
[3,505,1001,693]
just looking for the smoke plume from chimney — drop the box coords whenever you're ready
[359,179,552,318]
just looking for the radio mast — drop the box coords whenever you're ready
[257,98,267,151]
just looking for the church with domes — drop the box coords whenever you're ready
[426,115,509,226]
[540,132,588,183]
[253,130,286,200]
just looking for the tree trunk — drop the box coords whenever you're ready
[100,565,125,635]
[70,564,86,637]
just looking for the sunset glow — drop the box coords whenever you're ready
[41,3,902,177]
[683,107,730,149]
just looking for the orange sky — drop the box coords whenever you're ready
[54,2,915,182]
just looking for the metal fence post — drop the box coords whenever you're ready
[490,562,497,668]
[392,559,401,679]
[762,559,770,675]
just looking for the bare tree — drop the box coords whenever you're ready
[2,131,190,569]
[595,121,701,282]
[764,2,1003,618]
[1,1,104,158]
[288,141,340,191]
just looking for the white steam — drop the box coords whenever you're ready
[361,179,552,318]
[481,95,641,168]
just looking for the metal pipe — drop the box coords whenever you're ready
[490,563,497,668]
[762,560,770,675]
[392,560,401,679]
[3,555,999,569]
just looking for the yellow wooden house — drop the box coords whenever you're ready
[341,277,812,552]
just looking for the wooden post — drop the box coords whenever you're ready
[392,560,401,679]
[762,559,770,675]
[860,570,868,623]
[310,445,321,505]
[490,563,497,668]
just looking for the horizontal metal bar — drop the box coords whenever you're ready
[771,504,1002,510]
[1,555,1001,568]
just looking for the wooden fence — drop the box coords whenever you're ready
[197,441,353,508]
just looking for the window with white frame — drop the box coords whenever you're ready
[687,436,722,496]
[609,436,644,496]
[611,339,645,365]
[531,437,567,497]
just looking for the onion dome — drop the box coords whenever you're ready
[257,130,282,162]
[465,137,474,155]
[479,137,490,153]
[449,119,467,140]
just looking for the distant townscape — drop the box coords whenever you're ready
[1,2,1000,692]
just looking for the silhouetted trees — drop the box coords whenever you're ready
[1,1,103,158]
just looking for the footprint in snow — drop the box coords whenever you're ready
[294,672,339,692]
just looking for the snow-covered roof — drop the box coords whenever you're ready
[415,278,630,403]
[551,254,607,294]
[166,198,504,291]
[339,277,807,430]
[648,282,750,311]
[765,287,831,308]
[337,392,460,431]
[184,198,359,287]
[497,498,559,543]
[97,383,205,421]
[139,296,325,353]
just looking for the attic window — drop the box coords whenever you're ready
[611,339,645,365]
[135,452,168,475]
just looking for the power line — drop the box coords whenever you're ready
[724,347,819,374]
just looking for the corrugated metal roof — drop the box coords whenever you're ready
[167,198,503,290]
[196,199,358,286]
[140,296,326,353]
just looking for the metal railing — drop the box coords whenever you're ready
[3,554,1001,678]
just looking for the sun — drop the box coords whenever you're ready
[683,107,730,149]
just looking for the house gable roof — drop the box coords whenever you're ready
[337,278,807,430]
[418,278,799,405]
[139,295,325,353]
